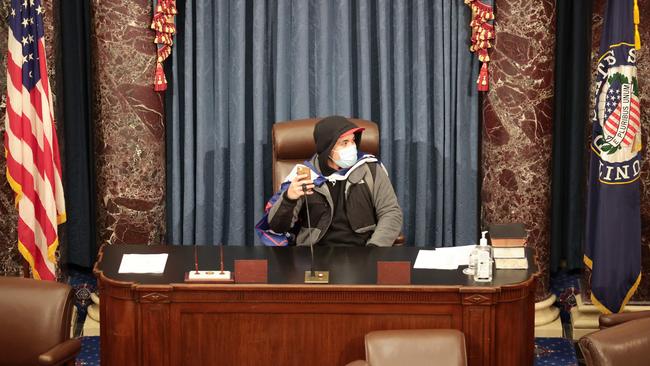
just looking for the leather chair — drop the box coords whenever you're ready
[0,276,81,366]
[272,117,404,245]
[272,118,379,192]
[346,329,467,366]
[578,310,650,366]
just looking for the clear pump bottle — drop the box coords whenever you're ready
[463,240,480,276]
[473,231,493,282]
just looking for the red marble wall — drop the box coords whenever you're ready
[481,0,557,301]
[0,0,61,276]
[584,0,650,302]
[89,0,165,246]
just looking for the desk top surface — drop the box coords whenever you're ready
[95,244,538,287]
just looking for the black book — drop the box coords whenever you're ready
[488,223,527,247]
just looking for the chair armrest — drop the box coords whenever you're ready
[345,361,369,366]
[392,233,405,246]
[599,310,650,329]
[38,338,82,366]
[579,317,650,366]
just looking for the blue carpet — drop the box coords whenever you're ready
[75,336,100,366]
[74,337,576,366]
[551,270,581,326]
[67,267,97,336]
[534,337,578,366]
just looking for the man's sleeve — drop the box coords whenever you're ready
[367,165,403,246]
[268,190,303,233]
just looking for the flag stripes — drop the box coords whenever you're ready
[5,0,66,280]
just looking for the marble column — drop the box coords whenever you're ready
[0,0,61,276]
[481,0,556,302]
[583,0,650,303]
[89,0,165,246]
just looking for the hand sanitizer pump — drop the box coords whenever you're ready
[474,231,493,282]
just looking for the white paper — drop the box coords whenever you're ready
[413,245,475,270]
[118,253,168,274]
[414,250,457,269]
[435,245,475,266]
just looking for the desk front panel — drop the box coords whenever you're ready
[96,245,537,366]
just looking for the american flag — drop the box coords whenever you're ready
[602,88,641,147]
[5,0,66,280]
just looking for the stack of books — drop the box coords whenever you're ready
[488,223,528,269]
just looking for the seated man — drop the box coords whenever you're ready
[256,116,402,247]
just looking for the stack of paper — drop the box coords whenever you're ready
[118,253,169,274]
[413,245,475,270]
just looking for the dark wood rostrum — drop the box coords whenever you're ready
[94,245,538,366]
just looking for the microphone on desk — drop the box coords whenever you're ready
[303,183,315,276]
[219,242,225,275]
[194,245,200,274]
[302,182,329,284]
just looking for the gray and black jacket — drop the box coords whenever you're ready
[267,154,403,247]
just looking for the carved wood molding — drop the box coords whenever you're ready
[164,290,463,304]
[462,293,494,305]
[140,292,171,303]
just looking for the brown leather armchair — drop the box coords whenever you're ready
[272,117,404,245]
[578,310,650,366]
[346,329,467,366]
[0,276,81,366]
[272,118,379,192]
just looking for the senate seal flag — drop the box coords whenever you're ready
[584,0,642,314]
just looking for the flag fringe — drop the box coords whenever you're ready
[584,254,642,314]
[634,0,641,50]
[18,241,40,280]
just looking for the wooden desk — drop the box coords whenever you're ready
[94,245,537,366]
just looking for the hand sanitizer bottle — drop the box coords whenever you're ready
[463,236,482,276]
[474,231,493,282]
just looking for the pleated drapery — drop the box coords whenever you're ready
[167,0,479,247]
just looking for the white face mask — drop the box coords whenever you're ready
[331,144,358,169]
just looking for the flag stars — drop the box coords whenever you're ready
[35,5,43,14]
[11,8,16,17]
[28,71,33,78]
[21,18,29,27]
[21,36,28,46]
[28,35,34,43]
[28,53,33,61]
[30,0,35,6]
[22,54,28,64]
[22,0,28,8]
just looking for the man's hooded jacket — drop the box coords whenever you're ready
[255,116,402,247]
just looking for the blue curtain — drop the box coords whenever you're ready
[167,0,479,247]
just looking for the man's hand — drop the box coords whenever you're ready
[286,173,315,200]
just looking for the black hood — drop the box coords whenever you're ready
[313,116,363,170]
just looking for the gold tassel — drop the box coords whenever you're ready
[154,62,167,91]
[634,0,641,50]
[477,63,489,91]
